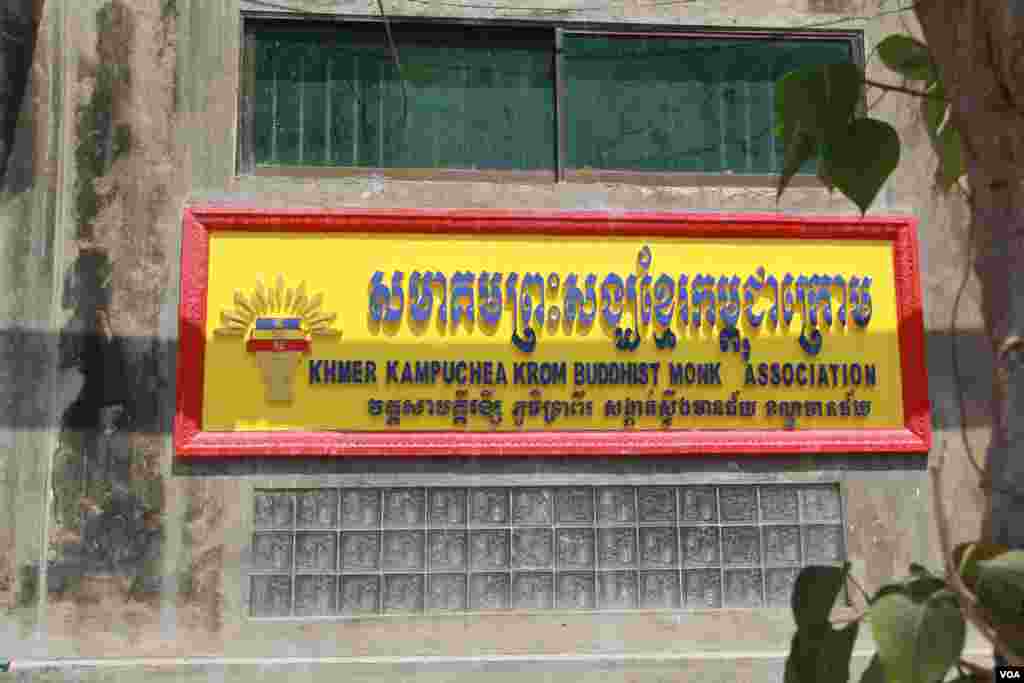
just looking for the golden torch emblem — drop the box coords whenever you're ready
[214,276,339,402]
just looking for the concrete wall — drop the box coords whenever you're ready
[0,0,993,679]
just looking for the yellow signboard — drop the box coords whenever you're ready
[201,230,901,434]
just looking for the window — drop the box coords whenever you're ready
[239,20,859,182]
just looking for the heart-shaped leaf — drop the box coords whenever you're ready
[825,118,901,215]
[877,35,935,82]
[869,588,965,683]
[791,564,849,628]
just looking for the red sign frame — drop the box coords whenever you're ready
[175,208,930,458]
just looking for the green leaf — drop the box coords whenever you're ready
[777,125,818,201]
[858,654,885,683]
[953,542,1009,590]
[876,35,935,82]
[825,118,901,215]
[791,564,849,628]
[975,550,1024,624]
[820,63,863,137]
[869,588,965,683]
[920,80,946,141]
[785,621,859,683]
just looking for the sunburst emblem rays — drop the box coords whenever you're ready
[214,275,341,337]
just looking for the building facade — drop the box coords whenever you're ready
[0,0,994,680]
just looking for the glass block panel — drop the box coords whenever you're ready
[557,572,596,609]
[382,530,425,571]
[680,486,717,523]
[639,527,678,568]
[640,571,681,609]
[684,569,722,608]
[763,525,802,565]
[722,526,761,566]
[597,487,636,525]
[724,569,764,607]
[563,34,853,174]
[638,487,676,523]
[720,486,758,522]
[556,487,594,524]
[383,574,424,612]
[512,488,554,525]
[427,574,468,611]
[759,486,799,522]
[470,573,510,610]
[340,575,380,614]
[681,527,720,567]
[470,489,509,525]
[341,531,380,571]
[512,528,554,569]
[805,524,845,563]
[428,488,467,527]
[341,489,380,528]
[598,528,638,568]
[294,575,337,616]
[251,26,555,171]
[296,490,338,529]
[295,532,337,572]
[599,571,638,609]
[254,492,294,529]
[383,489,425,527]
[428,531,467,571]
[470,530,510,570]
[766,567,799,607]
[251,575,292,617]
[252,533,292,572]
[801,486,843,522]
[513,572,554,609]
[557,528,595,569]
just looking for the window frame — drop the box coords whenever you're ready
[237,14,863,186]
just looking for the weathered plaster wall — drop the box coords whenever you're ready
[0,0,993,679]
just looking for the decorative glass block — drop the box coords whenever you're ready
[295,532,337,572]
[341,531,380,571]
[341,489,380,528]
[801,486,842,522]
[597,487,636,525]
[382,530,425,570]
[251,575,292,616]
[557,528,595,569]
[511,488,554,525]
[470,530,510,570]
[340,575,380,614]
[720,486,758,522]
[681,527,720,567]
[383,489,425,527]
[599,571,638,609]
[724,569,764,607]
[296,489,338,529]
[759,486,798,522]
[766,568,799,607]
[763,526,801,565]
[470,489,509,525]
[639,527,678,568]
[638,487,676,523]
[805,525,844,563]
[512,572,554,609]
[469,573,510,610]
[383,574,424,612]
[429,489,467,527]
[598,528,637,568]
[252,533,293,572]
[639,571,681,608]
[557,572,596,609]
[512,528,554,569]
[722,526,761,566]
[428,531,467,571]
[684,569,722,608]
[556,487,594,524]
[680,486,717,523]
[427,574,467,611]
[294,575,337,616]
[254,492,293,529]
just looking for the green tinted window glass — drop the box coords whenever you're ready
[563,35,854,174]
[251,26,556,171]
